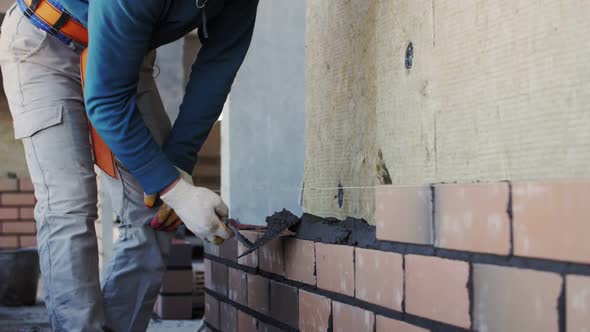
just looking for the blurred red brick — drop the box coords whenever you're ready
[1,193,36,206]
[284,238,316,285]
[0,235,18,248]
[0,179,18,192]
[19,235,37,248]
[204,294,219,329]
[567,275,590,332]
[228,267,247,305]
[18,179,34,192]
[237,310,257,332]
[219,301,237,332]
[355,248,403,310]
[299,290,331,332]
[247,274,269,314]
[238,230,263,268]
[259,237,284,275]
[315,243,354,296]
[376,316,429,332]
[19,207,35,220]
[0,208,19,220]
[2,221,36,234]
[332,301,374,331]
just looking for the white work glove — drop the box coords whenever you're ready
[160,175,234,245]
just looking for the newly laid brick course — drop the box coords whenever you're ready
[205,294,220,329]
[238,230,263,268]
[376,315,429,332]
[0,208,19,220]
[375,185,432,244]
[513,181,590,263]
[219,301,237,332]
[434,183,511,254]
[284,238,316,285]
[1,221,36,234]
[405,255,470,328]
[237,310,258,332]
[299,290,331,332]
[315,243,354,296]
[1,193,36,206]
[332,301,374,332]
[0,235,18,248]
[473,264,561,332]
[355,248,403,310]
[259,237,284,275]
[247,274,269,314]
[228,267,248,305]
[566,275,590,332]
[19,207,35,220]
[0,179,18,192]
[270,281,299,328]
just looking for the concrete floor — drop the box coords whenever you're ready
[0,304,203,332]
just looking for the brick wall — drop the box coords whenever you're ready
[0,178,36,249]
[204,180,590,332]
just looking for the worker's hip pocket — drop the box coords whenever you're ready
[0,8,48,63]
[13,105,63,139]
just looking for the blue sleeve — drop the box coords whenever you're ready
[163,0,259,173]
[84,0,179,194]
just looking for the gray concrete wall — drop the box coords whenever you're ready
[222,0,306,225]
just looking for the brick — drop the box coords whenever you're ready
[19,235,37,248]
[0,179,18,192]
[375,185,433,244]
[204,240,220,257]
[205,259,212,290]
[284,238,316,285]
[228,267,247,305]
[18,179,34,192]
[257,322,282,332]
[219,301,237,332]
[406,255,470,328]
[219,237,238,262]
[211,260,229,296]
[19,207,35,220]
[259,237,284,275]
[332,301,374,331]
[270,281,299,328]
[0,193,35,206]
[434,183,511,254]
[376,316,429,332]
[1,221,36,234]
[160,269,193,294]
[355,248,403,310]
[238,230,263,268]
[167,241,192,267]
[154,294,192,320]
[0,208,18,220]
[247,274,269,314]
[513,181,590,263]
[567,275,590,332]
[0,235,18,248]
[473,264,561,332]
[204,294,220,329]
[299,290,331,332]
[315,243,354,296]
[238,310,258,332]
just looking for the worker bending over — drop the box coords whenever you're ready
[0,0,257,330]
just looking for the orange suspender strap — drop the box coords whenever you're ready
[80,49,118,179]
[23,0,88,45]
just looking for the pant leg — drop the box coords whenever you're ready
[100,51,175,332]
[0,6,104,331]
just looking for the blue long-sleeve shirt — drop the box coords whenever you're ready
[61,0,258,194]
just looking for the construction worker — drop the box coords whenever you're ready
[0,0,257,330]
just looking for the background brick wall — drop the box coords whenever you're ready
[0,178,36,249]
[204,180,590,332]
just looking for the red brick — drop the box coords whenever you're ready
[405,255,470,328]
[238,310,257,332]
[247,274,269,314]
[19,235,37,248]
[1,193,36,206]
[434,183,511,254]
[18,179,34,192]
[473,264,561,332]
[228,267,247,305]
[204,259,212,290]
[567,275,590,332]
[0,235,18,248]
[270,281,299,328]
[2,221,36,234]
[220,237,238,262]
[238,230,263,268]
[299,290,331,332]
[375,185,433,244]
[19,207,35,220]
[210,260,228,296]
[204,294,219,329]
[315,243,354,296]
[0,179,18,192]
[160,269,193,294]
[332,301,374,331]
[513,181,590,263]
[154,294,192,320]
[284,238,316,285]
[355,248,403,310]
[0,208,19,220]
[259,237,284,275]
[376,316,429,332]
[219,301,237,332]
[258,322,282,332]
[238,310,258,332]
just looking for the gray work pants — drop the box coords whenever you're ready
[0,5,174,331]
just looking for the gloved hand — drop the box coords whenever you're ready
[160,175,234,245]
[144,168,193,232]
